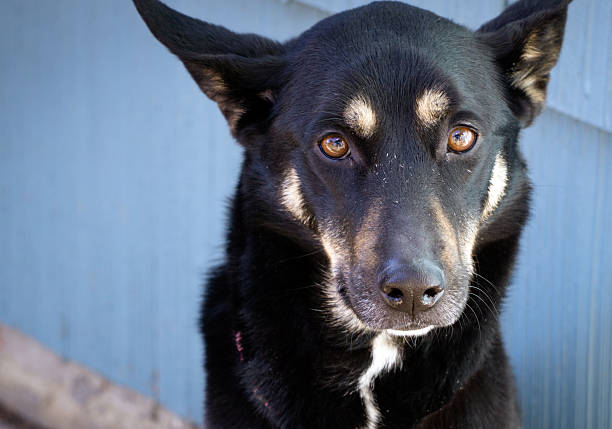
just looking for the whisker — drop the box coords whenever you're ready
[473,272,500,291]
[469,285,499,319]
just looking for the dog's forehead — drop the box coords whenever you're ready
[291,51,460,141]
[284,2,501,133]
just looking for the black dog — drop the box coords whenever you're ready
[134,0,569,427]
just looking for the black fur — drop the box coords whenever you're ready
[134,1,570,427]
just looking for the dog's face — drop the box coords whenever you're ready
[267,9,517,333]
[136,0,569,334]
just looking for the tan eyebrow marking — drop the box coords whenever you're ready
[415,89,450,127]
[344,95,377,138]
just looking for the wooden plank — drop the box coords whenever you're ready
[0,324,199,429]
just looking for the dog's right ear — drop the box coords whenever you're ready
[133,0,286,138]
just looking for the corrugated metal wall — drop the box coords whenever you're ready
[0,0,610,427]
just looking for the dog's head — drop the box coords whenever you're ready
[135,0,569,335]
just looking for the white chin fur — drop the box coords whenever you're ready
[386,326,434,337]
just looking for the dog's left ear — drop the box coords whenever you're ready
[133,0,286,138]
[477,0,571,126]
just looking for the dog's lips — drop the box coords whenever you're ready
[386,326,434,337]
[348,301,443,332]
[370,317,439,332]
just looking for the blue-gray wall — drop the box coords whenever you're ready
[0,1,610,427]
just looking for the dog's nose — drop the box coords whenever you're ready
[378,259,445,315]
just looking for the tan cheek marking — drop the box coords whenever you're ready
[320,219,350,269]
[280,167,311,225]
[321,234,340,268]
[461,221,479,269]
[320,224,367,332]
[481,152,508,221]
[430,200,478,328]
[353,202,382,271]
[415,89,450,127]
[431,199,459,268]
[431,200,477,269]
[344,96,377,138]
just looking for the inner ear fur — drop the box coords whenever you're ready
[133,0,286,137]
[477,0,571,126]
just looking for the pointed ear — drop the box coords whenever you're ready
[477,0,570,126]
[133,0,286,137]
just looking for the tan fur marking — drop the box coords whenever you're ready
[482,152,508,221]
[415,89,450,127]
[431,199,458,268]
[280,167,311,225]
[461,221,479,268]
[321,233,342,267]
[511,71,546,105]
[320,227,367,333]
[353,202,382,271]
[510,27,561,111]
[522,31,543,61]
[431,200,477,268]
[344,96,377,138]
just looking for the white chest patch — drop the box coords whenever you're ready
[358,333,400,429]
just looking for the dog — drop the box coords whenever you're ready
[134,0,570,427]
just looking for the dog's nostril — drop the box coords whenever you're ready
[383,286,404,304]
[379,259,445,313]
[422,286,443,305]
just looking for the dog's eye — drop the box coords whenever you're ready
[447,127,477,153]
[319,133,350,159]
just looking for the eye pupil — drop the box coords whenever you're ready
[330,137,342,148]
[320,133,349,158]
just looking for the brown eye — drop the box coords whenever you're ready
[319,133,350,159]
[448,126,477,152]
